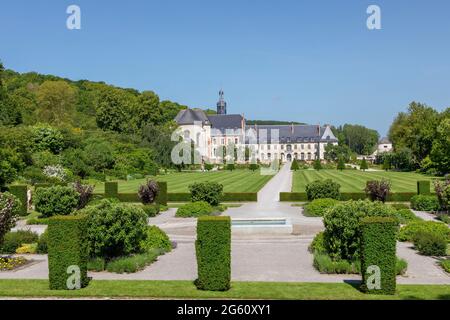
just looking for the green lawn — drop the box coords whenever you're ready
[0,280,448,300]
[292,169,436,193]
[93,170,272,193]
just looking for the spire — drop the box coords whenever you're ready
[216,90,227,115]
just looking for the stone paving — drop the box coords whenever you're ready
[3,164,449,285]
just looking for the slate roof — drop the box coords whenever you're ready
[174,109,338,144]
[246,125,338,144]
[207,114,243,131]
[174,109,209,125]
[379,137,392,144]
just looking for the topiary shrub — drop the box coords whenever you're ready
[226,163,235,171]
[195,216,231,291]
[0,230,39,254]
[139,225,172,253]
[413,231,447,256]
[417,181,431,195]
[304,198,339,217]
[104,181,118,198]
[305,179,341,200]
[323,200,397,260]
[138,180,159,205]
[410,195,440,211]
[47,215,89,290]
[313,159,322,170]
[78,199,148,259]
[34,185,78,217]
[337,158,345,171]
[189,182,223,206]
[290,160,299,171]
[8,185,28,216]
[360,158,368,171]
[155,181,168,206]
[398,220,450,242]
[204,163,214,171]
[364,180,391,203]
[249,163,259,171]
[0,192,21,248]
[360,216,397,295]
[176,201,213,218]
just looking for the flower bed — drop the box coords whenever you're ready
[0,256,29,271]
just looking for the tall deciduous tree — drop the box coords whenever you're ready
[334,124,379,155]
[388,102,439,165]
[430,113,450,175]
[36,80,77,125]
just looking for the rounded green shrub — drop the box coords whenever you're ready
[176,201,213,218]
[305,179,341,200]
[441,259,450,273]
[0,230,39,254]
[36,229,48,254]
[395,209,421,224]
[304,198,339,217]
[140,225,172,253]
[398,221,450,242]
[309,232,326,253]
[323,200,397,260]
[410,195,440,212]
[413,231,447,256]
[34,185,78,217]
[142,204,160,217]
[79,199,148,258]
[189,182,223,206]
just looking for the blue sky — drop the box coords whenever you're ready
[1,0,449,136]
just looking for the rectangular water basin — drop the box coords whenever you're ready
[231,218,293,235]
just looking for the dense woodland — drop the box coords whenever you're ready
[0,62,187,188]
[0,61,449,190]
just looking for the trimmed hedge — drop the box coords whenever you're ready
[8,185,27,216]
[104,182,118,198]
[155,181,168,206]
[168,192,257,202]
[280,192,417,202]
[340,193,367,201]
[195,216,231,291]
[387,193,417,202]
[279,192,308,201]
[168,193,191,202]
[417,181,431,195]
[360,216,398,295]
[47,216,89,290]
[117,193,139,202]
[222,193,257,202]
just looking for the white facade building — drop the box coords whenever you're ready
[174,92,338,164]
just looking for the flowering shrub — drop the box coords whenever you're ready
[0,256,28,270]
[43,165,66,181]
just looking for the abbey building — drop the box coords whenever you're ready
[174,92,338,164]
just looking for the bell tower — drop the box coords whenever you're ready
[216,90,227,115]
